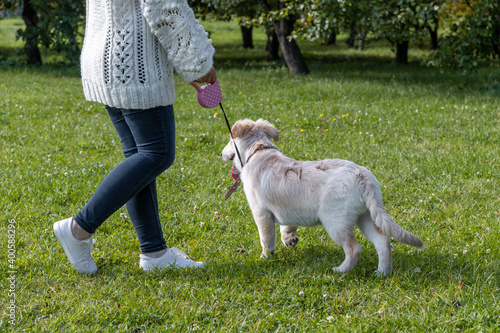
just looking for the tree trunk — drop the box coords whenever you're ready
[21,0,42,65]
[240,25,254,49]
[427,20,439,50]
[327,31,336,46]
[265,27,280,61]
[259,0,309,74]
[492,15,500,57]
[396,41,409,64]
[347,23,357,48]
[357,23,371,51]
[272,17,309,74]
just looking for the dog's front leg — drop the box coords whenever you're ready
[280,225,299,248]
[252,208,276,257]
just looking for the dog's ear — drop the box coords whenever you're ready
[231,119,254,139]
[256,119,279,141]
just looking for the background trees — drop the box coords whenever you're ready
[1,0,498,72]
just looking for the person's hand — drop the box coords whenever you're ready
[195,66,217,84]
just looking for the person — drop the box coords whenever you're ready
[53,0,216,274]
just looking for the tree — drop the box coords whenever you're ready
[0,0,85,65]
[371,0,442,64]
[424,1,443,50]
[430,0,500,71]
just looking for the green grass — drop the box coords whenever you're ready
[1,18,499,332]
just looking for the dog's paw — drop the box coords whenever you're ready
[332,266,347,274]
[260,250,274,259]
[282,235,299,248]
[374,268,391,277]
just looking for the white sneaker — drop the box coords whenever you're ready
[139,247,206,272]
[53,217,97,274]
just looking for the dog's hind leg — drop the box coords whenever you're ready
[356,212,392,276]
[323,221,362,274]
[252,208,277,257]
[280,225,299,248]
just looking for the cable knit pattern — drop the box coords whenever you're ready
[81,0,215,109]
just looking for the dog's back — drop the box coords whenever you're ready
[243,153,370,226]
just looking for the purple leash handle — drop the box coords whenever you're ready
[190,80,222,109]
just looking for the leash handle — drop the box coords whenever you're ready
[190,80,223,109]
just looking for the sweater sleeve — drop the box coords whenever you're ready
[142,0,215,83]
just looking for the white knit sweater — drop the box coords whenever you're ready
[81,0,215,109]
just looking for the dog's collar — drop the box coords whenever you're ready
[245,145,278,164]
[225,145,276,201]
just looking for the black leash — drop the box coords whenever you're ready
[218,102,243,200]
[219,102,243,167]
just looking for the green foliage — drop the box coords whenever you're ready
[0,0,17,11]
[32,1,85,64]
[290,0,342,42]
[371,0,440,45]
[429,0,500,71]
[3,0,499,69]
[0,0,85,65]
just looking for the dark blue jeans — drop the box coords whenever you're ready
[75,105,175,253]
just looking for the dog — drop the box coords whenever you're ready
[221,119,423,276]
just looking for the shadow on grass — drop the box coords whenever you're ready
[42,237,498,293]
[127,243,500,289]
[1,42,499,98]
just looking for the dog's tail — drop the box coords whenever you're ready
[358,169,424,250]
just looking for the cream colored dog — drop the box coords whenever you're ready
[221,119,423,276]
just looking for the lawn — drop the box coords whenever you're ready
[0,18,499,332]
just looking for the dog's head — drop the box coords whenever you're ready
[221,119,279,173]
